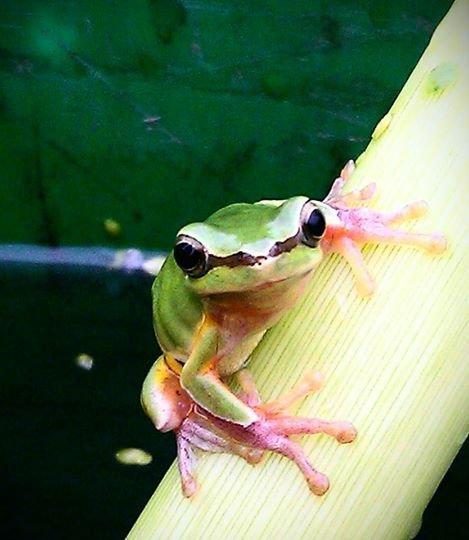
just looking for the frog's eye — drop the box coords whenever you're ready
[301,205,326,247]
[174,236,208,278]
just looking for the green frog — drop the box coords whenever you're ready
[141,161,446,497]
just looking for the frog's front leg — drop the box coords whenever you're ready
[320,160,447,295]
[180,320,259,426]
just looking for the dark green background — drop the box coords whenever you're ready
[1,1,465,538]
[0,0,456,249]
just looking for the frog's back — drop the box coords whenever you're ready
[152,255,204,361]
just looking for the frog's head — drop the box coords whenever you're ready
[172,196,338,296]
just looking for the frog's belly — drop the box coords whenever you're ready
[206,272,312,376]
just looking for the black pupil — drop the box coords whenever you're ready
[304,208,326,239]
[174,242,204,272]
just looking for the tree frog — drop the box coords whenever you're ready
[141,161,446,497]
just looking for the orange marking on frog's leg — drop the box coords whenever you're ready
[141,355,193,432]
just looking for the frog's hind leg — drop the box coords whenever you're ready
[176,410,266,497]
[238,368,356,445]
[176,369,356,497]
[230,370,356,495]
[179,413,264,465]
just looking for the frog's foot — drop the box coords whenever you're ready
[200,369,356,496]
[176,411,265,497]
[322,160,447,296]
[253,370,356,444]
[175,369,356,497]
[242,370,356,496]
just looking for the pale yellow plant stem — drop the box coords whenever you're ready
[128,2,468,538]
